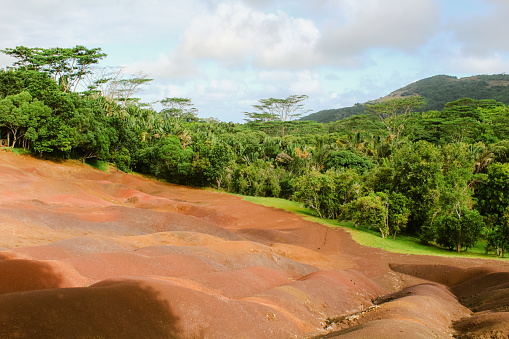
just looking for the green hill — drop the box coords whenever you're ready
[302,74,509,123]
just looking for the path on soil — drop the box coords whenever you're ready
[0,150,508,338]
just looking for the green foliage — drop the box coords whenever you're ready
[2,45,107,92]
[134,136,192,182]
[221,160,285,197]
[243,120,326,137]
[341,190,410,239]
[160,97,198,123]
[292,170,336,218]
[0,91,32,147]
[391,141,443,233]
[433,208,484,252]
[111,146,131,172]
[367,96,425,142]
[292,169,363,219]
[475,162,509,256]
[342,192,389,237]
[0,69,26,97]
[386,191,411,238]
[245,95,310,122]
[476,162,509,217]
[484,206,509,257]
[323,150,374,173]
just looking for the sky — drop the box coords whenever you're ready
[1,0,509,122]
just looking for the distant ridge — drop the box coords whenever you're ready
[302,74,509,123]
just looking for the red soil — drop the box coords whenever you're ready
[1,150,509,338]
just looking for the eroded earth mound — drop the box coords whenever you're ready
[1,151,509,338]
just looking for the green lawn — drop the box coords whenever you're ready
[241,195,507,261]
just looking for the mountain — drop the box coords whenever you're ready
[302,74,509,123]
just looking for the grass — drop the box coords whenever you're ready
[10,148,32,155]
[85,158,109,172]
[241,195,508,260]
[0,147,31,155]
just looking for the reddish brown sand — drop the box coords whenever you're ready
[1,151,509,338]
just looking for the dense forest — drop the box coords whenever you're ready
[2,46,509,257]
[302,74,509,123]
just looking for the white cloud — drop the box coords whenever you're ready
[317,0,441,57]
[0,0,204,48]
[154,0,442,78]
[127,53,201,80]
[449,54,509,74]
[258,70,322,94]
[0,54,15,69]
[449,0,509,57]
[170,3,321,70]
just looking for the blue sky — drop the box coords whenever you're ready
[1,0,508,122]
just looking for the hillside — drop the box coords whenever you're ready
[1,150,509,338]
[302,74,509,123]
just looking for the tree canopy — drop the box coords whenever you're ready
[244,95,310,122]
[2,46,107,92]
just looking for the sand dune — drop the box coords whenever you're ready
[1,150,509,338]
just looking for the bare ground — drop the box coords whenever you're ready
[1,150,508,338]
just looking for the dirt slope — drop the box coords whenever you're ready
[1,150,509,338]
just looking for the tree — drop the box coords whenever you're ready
[489,206,509,257]
[0,92,32,147]
[1,46,107,92]
[82,66,124,98]
[342,192,390,238]
[475,162,509,256]
[437,98,486,144]
[367,96,425,142]
[204,141,233,187]
[244,95,310,122]
[470,142,493,175]
[134,135,193,181]
[411,142,484,252]
[387,191,411,239]
[323,150,375,174]
[417,142,479,246]
[111,72,153,108]
[433,208,484,252]
[341,191,410,239]
[0,69,26,98]
[160,97,198,122]
[427,153,478,251]
[391,140,443,234]
[292,170,336,218]
[72,96,119,160]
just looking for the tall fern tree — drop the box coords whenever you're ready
[244,95,310,122]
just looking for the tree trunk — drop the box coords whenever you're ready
[457,228,461,252]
